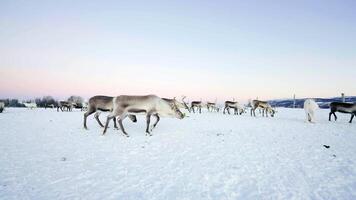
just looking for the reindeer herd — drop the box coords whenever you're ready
[80,95,278,136]
[1,95,355,136]
[79,94,353,137]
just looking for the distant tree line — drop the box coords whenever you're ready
[0,95,85,108]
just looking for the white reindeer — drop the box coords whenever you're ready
[103,95,184,136]
[304,99,319,123]
[22,102,37,109]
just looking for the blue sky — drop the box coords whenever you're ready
[0,0,355,101]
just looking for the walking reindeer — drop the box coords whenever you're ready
[84,96,137,129]
[329,102,356,123]
[102,95,184,136]
[223,101,244,115]
[250,100,275,117]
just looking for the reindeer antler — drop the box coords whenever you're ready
[181,96,187,103]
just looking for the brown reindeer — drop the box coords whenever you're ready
[190,101,204,113]
[250,100,275,117]
[57,101,75,112]
[329,102,356,123]
[83,96,137,129]
[223,101,243,115]
[207,102,220,112]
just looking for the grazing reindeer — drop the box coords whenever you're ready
[84,96,137,129]
[103,95,184,136]
[0,102,4,113]
[73,102,87,111]
[57,101,75,112]
[250,100,275,117]
[329,102,356,123]
[23,102,37,109]
[191,101,204,113]
[181,96,191,112]
[223,101,243,115]
[304,99,319,123]
[207,102,220,112]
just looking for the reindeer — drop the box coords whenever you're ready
[181,96,191,112]
[23,102,37,109]
[102,95,184,136]
[57,101,75,112]
[190,101,204,113]
[329,102,356,123]
[207,102,220,112]
[304,99,319,123]
[73,102,88,111]
[0,102,4,113]
[223,101,243,115]
[84,96,137,129]
[250,100,275,117]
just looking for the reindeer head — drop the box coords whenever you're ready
[268,107,276,117]
[181,96,190,111]
[170,100,185,119]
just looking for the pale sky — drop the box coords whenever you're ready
[0,0,355,102]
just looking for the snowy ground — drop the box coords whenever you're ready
[0,107,356,200]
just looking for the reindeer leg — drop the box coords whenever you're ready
[146,114,152,136]
[83,108,96,129]
[113,117,118,129]
[116,113,129,137]
[151,114,160,132]
[349,114,354,123]
[333,113,337,121]
[94,112,105,128]
[103,114,116,135]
